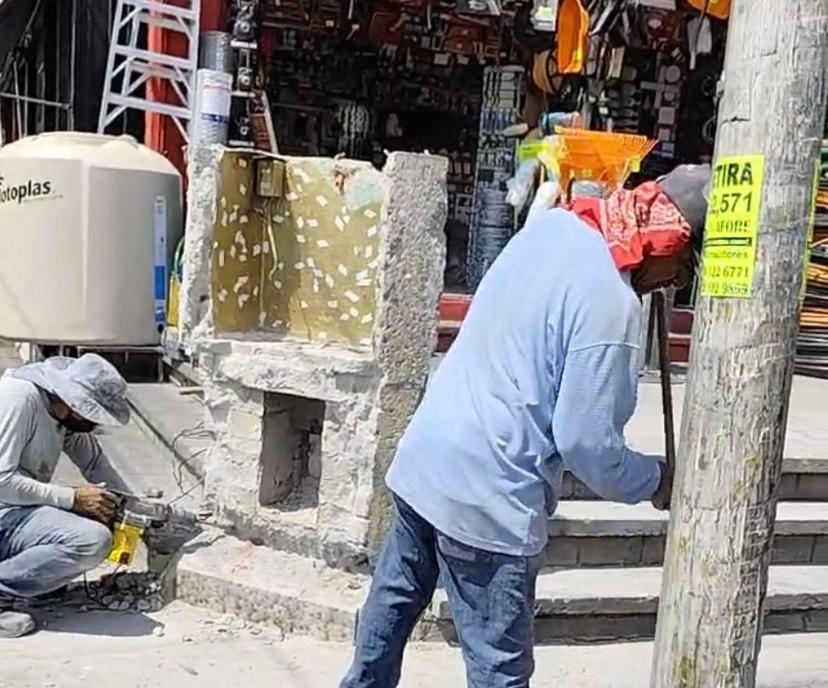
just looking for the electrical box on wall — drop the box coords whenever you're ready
[256,158,285,197]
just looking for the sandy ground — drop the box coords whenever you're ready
[1,602,827,688]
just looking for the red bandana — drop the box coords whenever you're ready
[566,182,692,271]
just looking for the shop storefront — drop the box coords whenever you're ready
[239,0,729,295]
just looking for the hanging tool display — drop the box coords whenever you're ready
[796,139,828,378]
[228,0,261,147]
[466,66,525,289]
[227,0,280,151]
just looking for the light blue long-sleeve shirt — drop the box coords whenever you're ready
[386,208,663,557]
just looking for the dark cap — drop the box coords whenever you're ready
[658,163,711,242]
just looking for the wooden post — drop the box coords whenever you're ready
[651,2,827,687]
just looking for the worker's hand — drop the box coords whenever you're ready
[72,486,119,524]
[651,462,674,511]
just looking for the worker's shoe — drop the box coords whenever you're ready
[0,611,35,638]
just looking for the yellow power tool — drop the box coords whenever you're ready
[107,492,193,567]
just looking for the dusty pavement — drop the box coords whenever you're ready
[1,602,827,688]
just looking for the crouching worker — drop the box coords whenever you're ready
[0,354,130,638]
[341,165,710,688]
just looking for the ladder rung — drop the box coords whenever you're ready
[124,62,193,85]
[123,0,199,22]
[105,93,192,120]
[99,0,200,136]
[113,46,194,72]
[136,13,197,36]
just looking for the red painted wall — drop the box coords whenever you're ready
[145,0,229,177]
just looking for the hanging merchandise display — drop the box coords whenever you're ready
[232,0,260,41]
[467,66,525,289]
[517,127,656,197]
[797,139,828,378]
[457,0,503,16]
[686,0,731,21]
[531,0,559,31]
[245,0,733,304]
[199,31,235,72]
[335,101,372,158]
[556,0,589,73]
[589,0,629,36]
[227,0,279,152]
[532,50,558,94]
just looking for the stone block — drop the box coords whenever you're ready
[577,537,644,566]
[366,382,425,558]
[764,612,806,633]
[375,153,447,387]
[777,474,799,500]
[175,529,368,640]
[544,537,579,567]
[641,535,666,566]
[812,535,828,563]
[803,609,828,632]
[795,474,828,501]
[180,145,224,341]
[225,407,264,441]
[772,535,814,564]
[533,614,656,644]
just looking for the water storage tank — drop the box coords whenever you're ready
[0,132,182,345]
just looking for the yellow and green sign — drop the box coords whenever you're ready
[701,154,765,298]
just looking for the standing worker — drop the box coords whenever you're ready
[0,354,130,638]
[340,164,710,687]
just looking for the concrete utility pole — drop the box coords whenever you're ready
[651,2,828,687]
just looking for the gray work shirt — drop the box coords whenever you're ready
[0,375,110,511]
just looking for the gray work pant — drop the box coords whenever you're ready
[0,505,112,598]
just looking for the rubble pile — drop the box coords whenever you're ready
[0,571,170,615]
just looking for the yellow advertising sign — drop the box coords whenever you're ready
[701,154,765,298]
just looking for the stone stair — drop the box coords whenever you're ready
[432,566,828,643]
[478,374,828,642]
[422,484,828,643]
[111,373,828,645]
[546,501,828,567]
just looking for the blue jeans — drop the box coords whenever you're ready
[341,496,540,688]
[0,506,113,598]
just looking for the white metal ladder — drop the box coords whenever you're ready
[98,0,201,141]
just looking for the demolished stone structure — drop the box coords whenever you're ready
[178,146,447,568]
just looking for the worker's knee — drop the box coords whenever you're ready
[68,520,113,565]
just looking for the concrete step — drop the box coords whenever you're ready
[546,501,828,567]
[173,527,369,642]
[176,530,828,645]
[433,565,828,644]
[560,458,828,501]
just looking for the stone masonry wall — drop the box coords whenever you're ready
[184,149,447,569]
